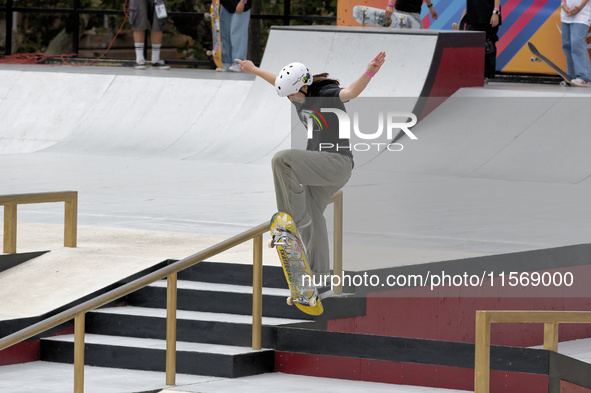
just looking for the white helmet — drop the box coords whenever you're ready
[275,62,313,97]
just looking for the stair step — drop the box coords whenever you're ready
[150,279,291,296]
[177,261,286,288]
[92,306,307,326]
[127,280,313,320]
[41,334,274,378]
[86,306,309,347]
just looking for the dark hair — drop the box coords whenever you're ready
[312,73,340,86]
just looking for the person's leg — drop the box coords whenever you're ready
[562,22,575,78]
[272,150,352,273]
[130,0,150,68]
[228,9,250,70]
[570,22,591,81]
[219,6,233,69]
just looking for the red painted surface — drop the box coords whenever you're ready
[0,340,39,366]
[418,46,484,120]
[275,351,549,392]
[0,324,74,366]
[328,264,591,346]
[561,380,591,393]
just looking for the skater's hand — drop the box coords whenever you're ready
[235,59,257,73]
[367,51,386,75]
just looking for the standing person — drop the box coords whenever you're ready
[384,0,438,28]
[235,52,386,278]
[561,0,591,86]
[129,0,170,70]
[217,0,252,72]
[464,0,501,80]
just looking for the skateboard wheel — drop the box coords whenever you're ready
[268,239,275,248]
[206,50,213,56]
[560,81,567,87]
[452,23,458,28]
[286,297,294,306]
[309,297,317,307]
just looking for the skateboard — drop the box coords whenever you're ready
[352,5,422,29]
[205,0,222,69]
[527,42,572,86]
[452,11,467,30]
[269,212,323,316]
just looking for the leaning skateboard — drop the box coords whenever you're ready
[205,0,222,69]
[352,5,421,29]
[527,42,572,86]
[452,11,467,30]
[269,212,323,316]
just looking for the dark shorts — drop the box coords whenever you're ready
[129,0,166,32]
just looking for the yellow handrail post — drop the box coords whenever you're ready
[252,234,263,350]
[166,273,178,386]
[332,191,343,295]
[3,203,17,254]
[474,311,491,393]
[544,321,559,351]
[74,313,85,393]
[64,193,78,248]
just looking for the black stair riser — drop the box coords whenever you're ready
[40,341,274,378]
[176,261,286,289]
[126,286,313,320]
[85,312,278,348]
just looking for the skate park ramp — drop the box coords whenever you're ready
[0,26,484,166]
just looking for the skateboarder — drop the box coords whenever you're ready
[236,52,386,278]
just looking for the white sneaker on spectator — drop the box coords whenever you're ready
[134,61,147,70]
[228,64,242,72]
[571,78,590,87]
[216,66,228,72]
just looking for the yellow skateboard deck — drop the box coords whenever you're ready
[270,212,323,316]
[207,0,222,69]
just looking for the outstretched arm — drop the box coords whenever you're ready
[235,59,277,86]
[339,52,386,102]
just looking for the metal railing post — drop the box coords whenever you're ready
[166,273,178,386]
[474,311,490,393]
[74,313,85,393]
[3,203,17,254]
[332,191,343,295]
[64,193,78,248]
[252,234,263,350]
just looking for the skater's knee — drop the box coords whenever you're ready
[272,150,290,169]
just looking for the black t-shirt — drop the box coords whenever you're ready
[292,81,354,162]
[221,0,252,13]
[465,0,501,25]
[395,0,422,15]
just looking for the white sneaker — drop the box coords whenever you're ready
[571,78,590,87]
[216,66,228,72]
[228,64,242,72]
[134,61,147,70]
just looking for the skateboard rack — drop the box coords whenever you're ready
[0,190,343,393]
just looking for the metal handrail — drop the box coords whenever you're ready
[0,190,343,392]
[474,310,591,393]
